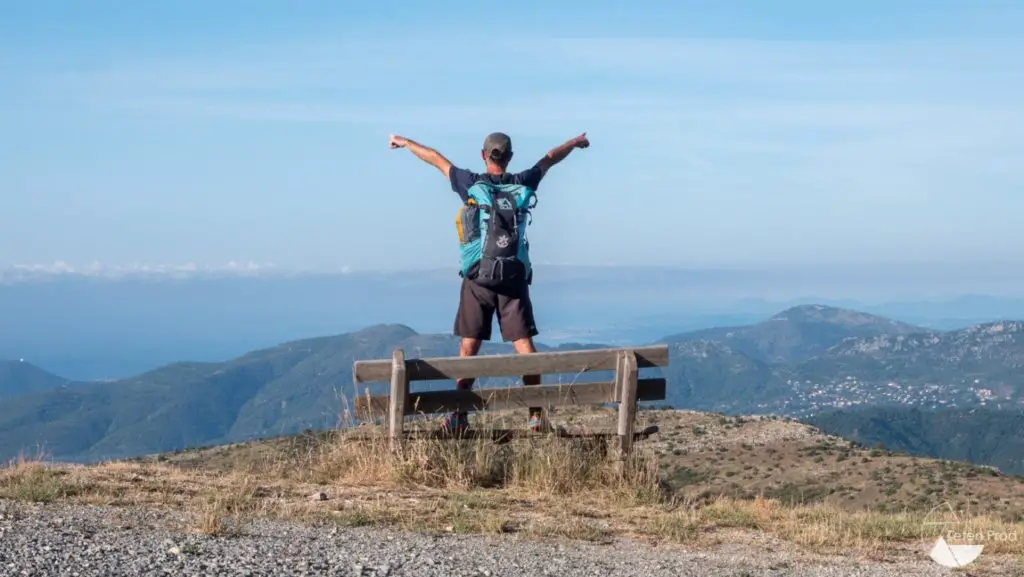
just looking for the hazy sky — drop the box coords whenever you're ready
[3,1,1022,272]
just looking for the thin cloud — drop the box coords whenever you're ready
[30,34,1024,210]
[50,34,1022,133]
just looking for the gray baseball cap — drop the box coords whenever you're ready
[482,132,512,159]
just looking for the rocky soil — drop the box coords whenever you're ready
[1,499,998,577]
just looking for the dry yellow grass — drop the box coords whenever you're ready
[2,406,1022,568]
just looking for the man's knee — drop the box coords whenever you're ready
[511,337,536,354]
[460,338,483,357]
[512,337,541,386]
[456,338,483,391]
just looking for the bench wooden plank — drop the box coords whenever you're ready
[352,344,669,384]
[344,425,661,443]
[354,378,666,417]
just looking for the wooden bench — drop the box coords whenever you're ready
[351,344,670,455]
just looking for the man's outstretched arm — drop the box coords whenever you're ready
[388,134,453,178]
[535,132,589,176]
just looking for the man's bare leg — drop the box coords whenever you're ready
[457,337,483,391]
[512,337,546,429]
[442,337,482,434]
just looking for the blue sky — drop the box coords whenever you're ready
[3,1,1023,272]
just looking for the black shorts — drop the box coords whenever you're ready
[454,278,539,342]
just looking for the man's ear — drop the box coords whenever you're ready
[480,150,487,161]
[507,151,514,163]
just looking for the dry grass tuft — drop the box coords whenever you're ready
[190,476,278,536]
[642,493,1024,557]
[0,451,90,503]
[308,412,664,508]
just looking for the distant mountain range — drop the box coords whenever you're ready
[1,304,1022,471]
[807,407,1024,476]
[663,304,923,364]
[6,268,1024,381]
[0,325,614,463]
[0,360,70,400]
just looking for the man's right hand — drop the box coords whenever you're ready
[572,132,590,149]
[387,134,454,178]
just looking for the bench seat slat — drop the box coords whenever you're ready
[354,378,666,416]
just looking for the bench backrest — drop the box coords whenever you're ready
[352,344,670,384]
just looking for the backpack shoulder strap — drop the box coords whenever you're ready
[465,180,495,204]
[466,177,537,210]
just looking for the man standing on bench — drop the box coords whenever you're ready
[388,130,590,434]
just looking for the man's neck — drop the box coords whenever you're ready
[484,162,506,175]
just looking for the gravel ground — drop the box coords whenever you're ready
[0,499,983,577]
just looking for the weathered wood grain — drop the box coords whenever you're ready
[353,344,669,384]
[616,350,640,457]
[355,378,666,417]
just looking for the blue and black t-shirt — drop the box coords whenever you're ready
[449,165,545,203]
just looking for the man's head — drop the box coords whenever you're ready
[481,132,513,172]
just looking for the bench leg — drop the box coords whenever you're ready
[389,349,408,452]
[611,350,639,469]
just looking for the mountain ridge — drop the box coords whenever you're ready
[2,304,1022,471]
[662,304,926,364]
[0,360,70,400]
